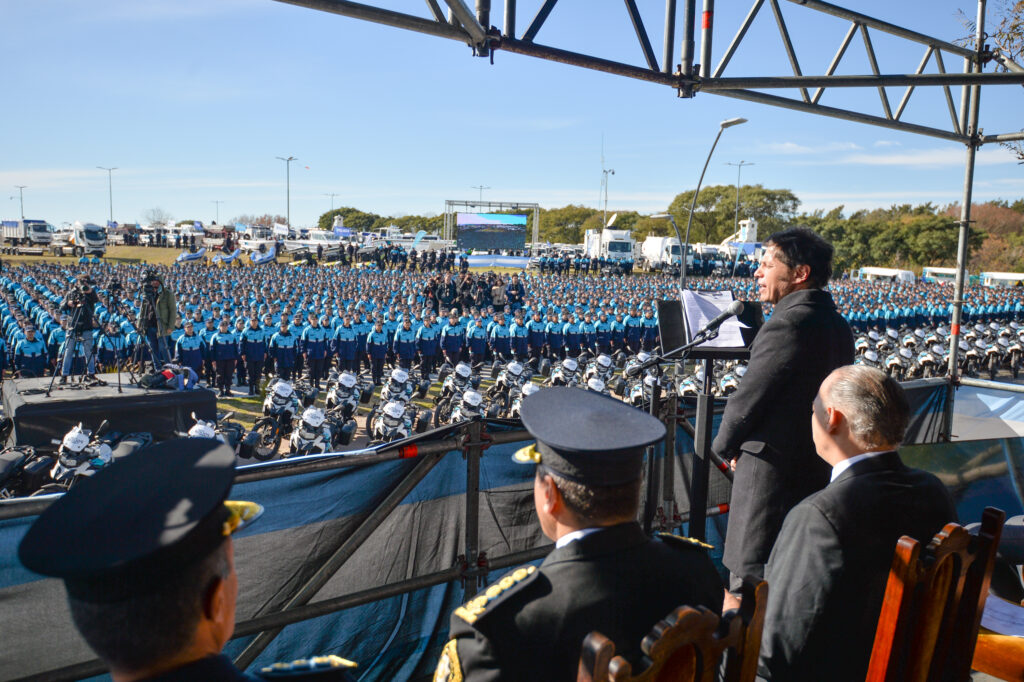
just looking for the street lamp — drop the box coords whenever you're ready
[471,185,490,204]
[323,193,340,212]
[725,160,754,275]
[97,166,117,225]
[212,200,223,224]
[14,186,26,219]
[276,156,297,227]
[652,116,748,295]
[601,168,615,229]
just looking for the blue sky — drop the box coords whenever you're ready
[3,0,1023,227]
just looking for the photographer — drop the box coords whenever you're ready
[58,274,100,384]
[135,270,176,369]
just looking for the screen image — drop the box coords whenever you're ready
[456,213,527,250]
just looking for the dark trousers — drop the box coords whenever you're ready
[204,358,216,385]
[421,352,437,376]
[308,357,325,387]
[236,357,247,386]
[215,359,236,394]
[246,358,263,393]
[277,364,293,381]
[398,356,413,370]
[339,356,356,372]
[370,357,385,384]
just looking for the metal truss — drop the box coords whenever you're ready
[273,0,1024,144]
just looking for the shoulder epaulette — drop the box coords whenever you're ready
[657,532,714,551]
[453,565,538,624]
[258,655,357,679]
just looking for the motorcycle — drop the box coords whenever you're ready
[186,411,247,456]
[289,406,338,456]
[368,399,431,443]
[547,357,581,387]
[40,422,114,493]
[446,389,485,424]
[486,361,529,413]
[508,382,541,419]
[248,378,301,461]
[0,446,55,499]
[917,345,944,379]
[325,370,372,418]
[584,377,609,395]
[986,339,1006,381]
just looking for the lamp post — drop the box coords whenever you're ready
[96,166,117,225]
[601,168,615,228]
[276,156,297,227]
[212,200,223,224]
[14,186,26,219]
[652,116,748,295]
[725,160,754,276]
[323,193,340,212]
[471,185,490,204]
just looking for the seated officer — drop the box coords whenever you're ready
[436,387,723,681]
[18,439,357,682]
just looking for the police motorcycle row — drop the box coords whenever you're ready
[366,368,432,443]
[185,411,250,456]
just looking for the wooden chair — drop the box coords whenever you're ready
[865,506,1005,682]
[577,580,767,682]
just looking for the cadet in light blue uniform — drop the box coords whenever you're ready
[489,313,512,362]
[208,319,238,397]
[334,314,358,372]
[174,320,205,379]
[393,317,419,370]
[239,317,267,395]
[416,313,440,376]
[302,313,330,389]
[526,310,547,364]
[466,317,489,365]
[509,310,529,361]
[14,326,47,377]
[366,318,390,384]
[440,312,465,366]
[352,311,372,374]
[640,308,659,351]
[268,321,299,381]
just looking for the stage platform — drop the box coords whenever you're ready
[1,374,217,447]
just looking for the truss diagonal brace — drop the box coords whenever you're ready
[274,0,471,42]
[698,72,1024,89]
[441,0,488,45]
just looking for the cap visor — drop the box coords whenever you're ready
[512,444,541,465]
[223,500,264,536]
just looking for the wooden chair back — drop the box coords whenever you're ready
[577,580,767,682]
[865,506,1005,682]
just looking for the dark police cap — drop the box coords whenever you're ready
[513,387,665,486]
[18,439,262,603]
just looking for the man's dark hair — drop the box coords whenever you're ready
[543,467,641,524]
[66,540,230,672]
[764,227,834,288]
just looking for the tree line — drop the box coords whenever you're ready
[310,187,1024,273]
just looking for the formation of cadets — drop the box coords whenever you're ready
[1,258,1023,394]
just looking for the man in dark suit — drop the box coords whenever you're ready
[712,227,854,592]
[757,365,957,681]
[435,387,723,681]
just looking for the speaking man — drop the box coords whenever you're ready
[435,387,723,681]
[758,365,956,681]
[712,227,854,591]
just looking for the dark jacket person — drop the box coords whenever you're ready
[758,366,956,681]
[712,227,855,588]
[436,387,723,681]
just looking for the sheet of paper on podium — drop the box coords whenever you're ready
[682,290,749,348]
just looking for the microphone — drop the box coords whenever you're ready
[694,300,744,338]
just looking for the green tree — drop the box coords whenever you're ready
[538,205,598,244]
[318,207,381,232]
[667,185,800,244]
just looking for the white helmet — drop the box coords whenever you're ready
[521,383,540,397]
[62,424,90,453]
[462,389,483,408]
[735,365,748,377]
[643,374,657,387]
[587,377,606,392]
[339,372,357,389]
[301,407,326,428]
[596,354,612,368]
[931,345,945,355]
[899,347,913,360]
[637,351,651,363]
[561,357,578,372]
[391,368,409,384]
[273,381,294,398]
[506,361,523,377]
[383,401,405,420]
[455,362,472,379]
[188,420,216,439]
[864,350,879,363]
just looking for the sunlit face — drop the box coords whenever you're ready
[754,245,797,304]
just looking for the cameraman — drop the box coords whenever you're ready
[59,274,100,383]
[135,270,176,369]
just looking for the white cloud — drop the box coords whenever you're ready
[873,140,901,148]
[759,141,862,155]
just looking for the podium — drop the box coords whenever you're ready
[652,293,763,541]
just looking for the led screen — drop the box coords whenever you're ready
[456,213,527,250]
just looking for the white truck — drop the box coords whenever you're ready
[1,219,52,253]
[52,221,107,256]
[583,229,634,263]
[641,236,684,272]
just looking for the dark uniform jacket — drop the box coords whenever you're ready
[758,451,957,682]
[436,522,723,682]
[711,287,854,581]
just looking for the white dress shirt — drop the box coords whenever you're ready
[830,450,891,483]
